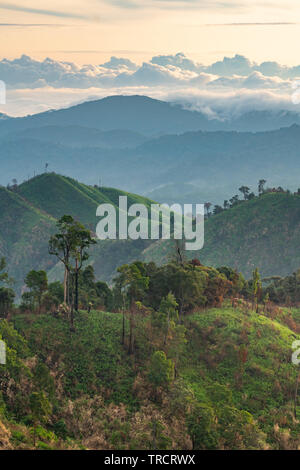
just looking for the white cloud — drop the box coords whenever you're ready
[150,52,202,72]
[1,52,300,117]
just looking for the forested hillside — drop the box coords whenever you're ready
[2,173,300,293]
[145,190,300,279]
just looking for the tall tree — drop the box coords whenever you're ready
[69,225,96,314]
[252,268,262,312]
[258,179,267,195]
[49,215,95,326]
[49,215,76,305]
[115,262,149,353]
[238,186,250,200]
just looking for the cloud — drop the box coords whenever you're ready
[1,53,300,90]
[205,22,298,26]
[206,54,253,76]
[101,56,138,71]
[0,23,68,27]
[1,52,300,117]
[150,52,202,72]
[0,2,96,21]
[3,83,300,120]
[104,0,245,11]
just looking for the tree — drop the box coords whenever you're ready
[204,202,212,217]
[24,270,48,313]
[0,287,15,318]
[238,186,250,200]
[213,205,223,215]
[158,293,178,346]
[148,350,174,389]
[49,215,96,324]
[116,262,149,353]
[49,215,76,306]
[0,258,13,287]
[252,268,262,312]
[258,179,266,195]
[68,224,96,315]
[186,403,218,450]
[229,195,239,207]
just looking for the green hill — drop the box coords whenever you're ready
[4,174,300,295]
[145,191,300,279]
[1,173,156,293]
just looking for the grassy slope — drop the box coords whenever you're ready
[18,173,156,227]
[184,307,300,443]
[1,304,299,449]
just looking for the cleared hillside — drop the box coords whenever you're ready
[1,304,299,449]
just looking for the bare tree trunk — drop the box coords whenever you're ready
[70,274,75,332]
[67,270,70,307]
[63,267,67,304]
[75,259,79,312]
[294,373,300,418]
[33,423,37,448]
[128,311,133,354]
[122,309,125,345]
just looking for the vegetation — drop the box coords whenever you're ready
[2,175,300,450]
[1,238,300,449]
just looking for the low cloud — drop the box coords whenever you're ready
[1,52,300,117]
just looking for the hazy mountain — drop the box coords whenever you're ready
[2,124,300,204]
[2,95,300,215]
[5,126,147,149]
[1,95,300,138]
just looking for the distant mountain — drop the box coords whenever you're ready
[1,95,300,205]
[2,124,300,204]
[5,125,147,149]
[1,95,300,138]
[0,95,212,136]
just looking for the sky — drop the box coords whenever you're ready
[1,0,300,116]
[1,0,300,65]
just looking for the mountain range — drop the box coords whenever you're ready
[1,95,300,206]
[2,95,300,135]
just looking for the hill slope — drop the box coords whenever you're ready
[1,304,300,449]
[1,173,156,293]
[145,191,300,279]
[4,174,300,295]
